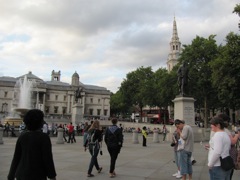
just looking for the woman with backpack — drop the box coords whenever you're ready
[84,120,103,177]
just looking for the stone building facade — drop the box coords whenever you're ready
[0,70,111,123]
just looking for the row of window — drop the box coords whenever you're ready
[1,92,105,105]
[45,106,108,116]
[46,94,102,104]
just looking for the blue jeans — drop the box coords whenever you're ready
[179,150,192,175]
[174,151,181,169]
[209,166,231,180]
[88,144,100,174]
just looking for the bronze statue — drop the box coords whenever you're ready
[75,87,82,102]
[177,62,189,95]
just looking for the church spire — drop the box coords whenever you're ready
[167,16,181,72]
[172,16,179,43]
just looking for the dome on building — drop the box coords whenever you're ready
[72,71,79,78]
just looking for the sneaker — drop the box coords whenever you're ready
[172,172,178,177]
[176,174,182,179]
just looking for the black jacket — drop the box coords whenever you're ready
[84,128,103,147]
[8,131,56,180]
[104,125,123,148]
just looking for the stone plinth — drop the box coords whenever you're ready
[153,130,160,143]
[72,102,83,126]
[172,96,195,126]
[132,130,139,144]
[56,128,64,144]
[172,96,203,142]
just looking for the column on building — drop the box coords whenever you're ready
[36,91,39,109]
[67,94,71,114]
[82,94,85,116]
[71,95,74,111]
[101,98,105,117]
[43,93,46,113]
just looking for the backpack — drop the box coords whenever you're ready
[87,129,97,146]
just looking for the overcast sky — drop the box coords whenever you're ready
[0,0,239,93]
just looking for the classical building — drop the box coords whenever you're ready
[0,70,111,123]
[166,17,181,72]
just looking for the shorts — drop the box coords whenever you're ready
[179,150,192,175]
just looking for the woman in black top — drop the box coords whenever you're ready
[104,118,123,178]
[84,120,103,177]
[8,109,56,180]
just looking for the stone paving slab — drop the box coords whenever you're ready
[1,133,240,180]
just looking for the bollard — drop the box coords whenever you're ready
[0,128,4,144]
[153,129,160,143]
[56,128,64,144]
[132,130,139,144]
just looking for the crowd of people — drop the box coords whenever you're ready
[4,109,240,179]
[6,109,124,179]
[1,122,17,137]
[170,114,240,180]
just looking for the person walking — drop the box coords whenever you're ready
[4,122,10,137]
[83,122,91,146]
[104,118,123,178]
[175,119,194,180]
[58,124,67,142]
[84,120,103,177]
[7,109,56,180]
[207,117,232,180]
[67,122,74,143]
[141,126,148,147]
[72,125,76,143]
[162,124,167,142]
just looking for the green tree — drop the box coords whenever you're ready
[210,32,240,124]
[152,68,177,123]
[110,91,131,117]
[178,35,219,127]
[119,66,154,122]
[233,4,240,30]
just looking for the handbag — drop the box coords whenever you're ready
[220,156,234,171]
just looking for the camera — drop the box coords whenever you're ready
[170,142,176,147]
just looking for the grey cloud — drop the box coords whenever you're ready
[0,0,239,93]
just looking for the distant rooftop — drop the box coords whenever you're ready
[45,80,70,86]
[0,76,17,82]
[17,71,44,83]
[0,71,109,92]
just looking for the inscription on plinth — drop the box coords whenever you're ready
[172,96,195,126]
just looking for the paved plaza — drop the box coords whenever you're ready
[1,133,240,180]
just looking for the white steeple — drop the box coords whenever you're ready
[167,16,181,72]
